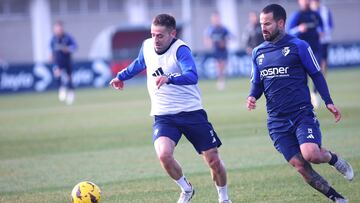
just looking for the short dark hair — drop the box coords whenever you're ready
[262,4,287,22]
[152,14,176,30]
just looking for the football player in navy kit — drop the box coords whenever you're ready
[247,4,353,203]
[50,20,77,105]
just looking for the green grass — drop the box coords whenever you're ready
[0,68,359,203]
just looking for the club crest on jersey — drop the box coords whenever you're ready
[257,54,265,65]
[282,47,290,56]
[152,67,164,77]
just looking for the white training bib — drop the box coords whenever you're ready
[142,38,203,116]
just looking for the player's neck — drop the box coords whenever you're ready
[270,31,285,44]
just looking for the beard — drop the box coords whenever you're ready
[263,28,280,42]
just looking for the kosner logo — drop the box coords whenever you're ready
[260,66,290,79]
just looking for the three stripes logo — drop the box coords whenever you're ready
[152,67,164,77]
[210,130,217,143]
[307,128,315,139]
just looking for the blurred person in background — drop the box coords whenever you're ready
[242,11,264,55]
[50,20,77,105]
[287,0,324,108]
[204,12,230,90]
[310,0,334,75]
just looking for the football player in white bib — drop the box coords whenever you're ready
[110,14,231,203]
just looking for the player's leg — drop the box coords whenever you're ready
[52,65,62,86]
[320,43,329,75]
[65,65,75,105]
[202,147,226,186]
[154,136,194,203]
[153,117,193,203]
[296,111,354,180]
[300,143,354,181]
[181,110,231,203]
[202,147,231,203]
[53,65,66,102]
[274,133,347,202]
[288,153,347,202]
[217,59,226,81]
[300,143,331,163]
[154,136,183,180]
[215,52,227,90]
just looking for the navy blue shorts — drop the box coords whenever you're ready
[153,109,222,154]
[268,109,322,161]
[321,43,329,60]
[213,50,228,60]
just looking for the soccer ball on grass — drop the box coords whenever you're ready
[71,181,101,203]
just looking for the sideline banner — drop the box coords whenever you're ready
[328,42,360,67]
[0,60,111,94]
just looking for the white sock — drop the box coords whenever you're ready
[175,176,192,192]
[216,184,229,201]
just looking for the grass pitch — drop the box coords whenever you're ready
[0,68,359,203]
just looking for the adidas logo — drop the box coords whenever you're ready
[152,67,164,77]
[212,137,217,143]
[307,134,315,139]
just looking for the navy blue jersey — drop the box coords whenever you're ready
[205,25,229,52]
[251,34,326,117]
[287,9,323,52]
[50,33,77,67]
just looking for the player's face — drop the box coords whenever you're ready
[151,24,176,53]
[260,12,284,41]
[310,0,320,11]
[298,0,310,10]
[249,11,258,25]
[211,14,221,26]
[53,24,64,36]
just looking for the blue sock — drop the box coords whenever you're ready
[328,152,338,166]
[325,187,344,201]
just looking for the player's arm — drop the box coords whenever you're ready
[203,27,213,49]
[328,9,334,31]
[110,45,146,90]
[66,34,78,53]
[315,12,324,36]
[287,12,300,35]
[298,41,341,122]
[156,45,198,89]
[287,13,307,35]
[247,49,263,111]
[49,38,55,63]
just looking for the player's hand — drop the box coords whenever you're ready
[247,96,257,111]
[326,104,342,123]
[156,76,169,89]
[61,46,69,53]
[109,78,124,90]
[53,67,61,78]
[298,23,308,33]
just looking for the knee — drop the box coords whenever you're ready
[207,156,223,172]
[158,152,174,165]
[302,152,322,164]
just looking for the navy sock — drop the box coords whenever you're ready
[328,152,338,166]
[325,187,344,201]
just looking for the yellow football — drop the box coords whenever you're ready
[71,181,101,203]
